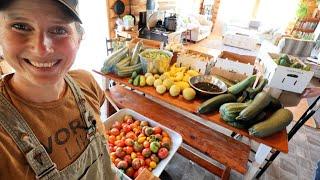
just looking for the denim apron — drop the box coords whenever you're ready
[0,74,114,179]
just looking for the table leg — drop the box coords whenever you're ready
[244,144,272,180]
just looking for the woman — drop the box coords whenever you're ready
[0,0,115,179]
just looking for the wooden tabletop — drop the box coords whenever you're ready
[99,72,289,153]
[107,85,250,174]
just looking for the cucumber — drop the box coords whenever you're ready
[133,75,140,86]
[197,94,236,114]
[228,75,256,95]
[101,47,129,73]
[140,76,146,86]
[130,41,143,65]
[236,91,271,121]
[249,109,293,137]
[247,78,268,99]
[131,71,138,79]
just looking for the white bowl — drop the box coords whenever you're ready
[103,108,183,179]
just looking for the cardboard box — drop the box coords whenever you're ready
[223,33,259,51]
[258,52,314,93]
[176,49,214,74]
[209,51,256,76]
[209,67,248,82]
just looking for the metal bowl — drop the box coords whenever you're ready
[189,75,228,96]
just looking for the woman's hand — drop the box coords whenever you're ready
[301,87,320,98]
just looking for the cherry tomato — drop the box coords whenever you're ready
[153,127,162,134]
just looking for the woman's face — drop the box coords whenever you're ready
[0,0,81,85]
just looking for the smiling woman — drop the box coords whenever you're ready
[0,0,115,179]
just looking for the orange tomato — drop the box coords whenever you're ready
[108,135,116,144]
[162,131,169,137]
[149,161,157,169]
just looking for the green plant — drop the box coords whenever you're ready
[296,2,308,19]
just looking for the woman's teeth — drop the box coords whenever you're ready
[28,60,58,68]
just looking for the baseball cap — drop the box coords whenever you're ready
[56,0,82,23]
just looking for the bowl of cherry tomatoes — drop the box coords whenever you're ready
[104,108,182,179]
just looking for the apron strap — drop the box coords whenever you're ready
[0,94,59,179]
[64,74,97,140]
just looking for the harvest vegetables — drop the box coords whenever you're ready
[228,75,256,95]
[273,53,311,71]
[139,49,172,74]
[197,94,237,114]
[106,115,172,179]
[248,109,293,137]
[101,41,143,77]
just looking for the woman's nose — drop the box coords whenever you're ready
[30,33,53,57]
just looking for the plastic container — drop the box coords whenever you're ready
[103,108,183,180]
[139,49,173,74]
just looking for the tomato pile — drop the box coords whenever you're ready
[106,115,171,178]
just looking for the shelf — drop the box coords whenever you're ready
[293,28,315,33]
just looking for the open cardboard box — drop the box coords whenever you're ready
[176,49,214,74]
[209,66,248,83]
[129,38,162,50]
[258,51,314,93]
[210,51,256,76]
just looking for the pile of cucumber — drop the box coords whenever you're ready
[101,41,143,77]
[197,75,293,138]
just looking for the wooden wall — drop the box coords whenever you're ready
[107,0,177,38]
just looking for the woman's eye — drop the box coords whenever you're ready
[11,23,32,31]
[50,27,68,35]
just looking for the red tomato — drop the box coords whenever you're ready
[112,121,121,129]
[153,127,162,134]
[123,124,132,133]
[124,155,132,165]
[124,146,133,154]
[126,118,134,124]
[139,158,145,166]
[110,128,120,136]
[157,148,169,159]
[115,147,126,158]
[115,139,125,147]
[126,167,135,178]
[114,158,121,167]
[117,160,128,170]
[126,132,137,140]
[143,141,150,148]
[125,138,134,146]
[144,158,151,167]
[132,158,141,170]
[108,135,116,144]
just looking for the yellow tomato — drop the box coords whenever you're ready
[138,136,146,144]
[131,152,137,159]
[116,135,121,140]
[150,161,157,169]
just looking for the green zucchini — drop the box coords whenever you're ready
[228,75,256,95]
[265,96,283,112]
[236,91,271,121]
[197,94,236,114]
[227,112,266,129]
[247,78,268,99]
[130,41,143,65]
[249,109,293,137]
[219,101,251,122]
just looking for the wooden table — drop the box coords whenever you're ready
[98,72,289,179]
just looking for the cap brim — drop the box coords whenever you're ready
[56,0,82,23]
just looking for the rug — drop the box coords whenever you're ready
[286,98,319,129]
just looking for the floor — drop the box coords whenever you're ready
[160,35,320,180]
